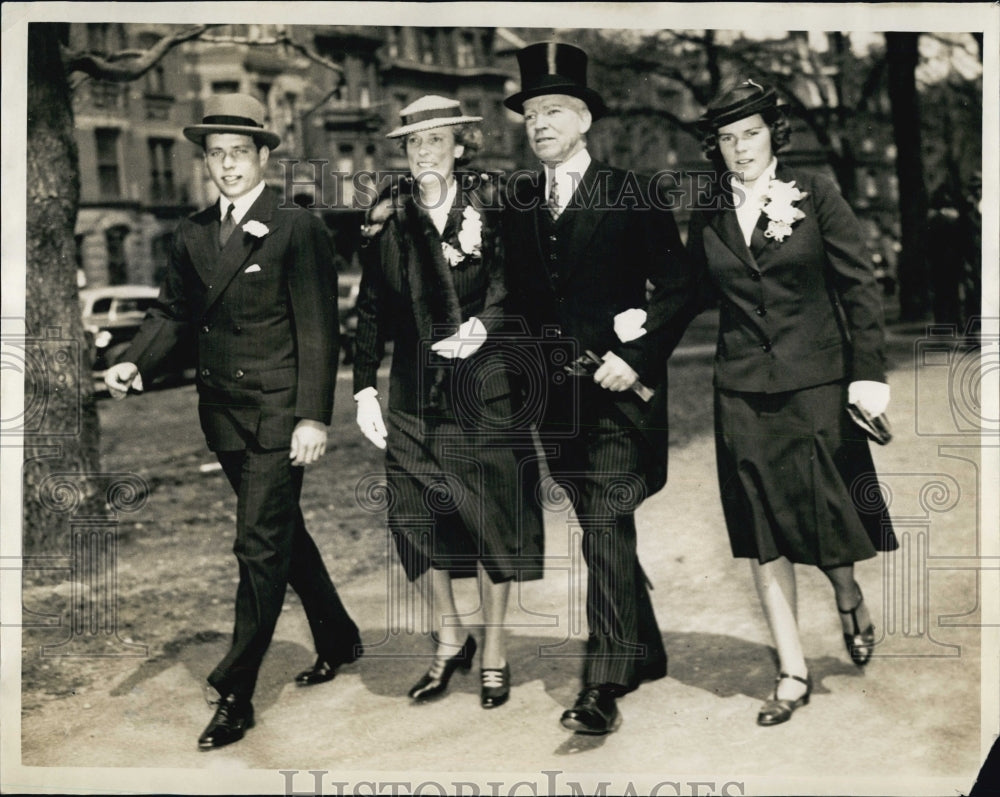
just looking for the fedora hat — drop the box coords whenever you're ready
[386,95,483,139]
[698,79,781,132]
[504,42,606,120]
[183,93,281,150]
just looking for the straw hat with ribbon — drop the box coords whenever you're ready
[183,93,281,150]
[386,95,482,139]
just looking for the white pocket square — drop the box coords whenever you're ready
[244,264,261,273]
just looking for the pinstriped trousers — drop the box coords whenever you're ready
[541,382,666,691]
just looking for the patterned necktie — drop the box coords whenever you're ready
[219,203,236,247]
[546,176,561,220]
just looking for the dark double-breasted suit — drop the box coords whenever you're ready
[686,164,896,564]
[504,160,695,690]
[126,186,359,699]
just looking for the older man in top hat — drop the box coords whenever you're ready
[104,94,361,750]
[503,42,696,733]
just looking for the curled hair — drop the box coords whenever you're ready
[397,123,483,167]
[700,106,791,168]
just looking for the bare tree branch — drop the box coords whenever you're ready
[63,25,216,81]
[199,31,343,75]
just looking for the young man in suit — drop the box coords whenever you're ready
[503,43,696,734]
[105,94,361,751]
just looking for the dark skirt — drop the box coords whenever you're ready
[714,381,897,566]
[384,406,545,583]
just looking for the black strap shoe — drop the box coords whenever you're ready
[197,693,254,750]
[480,662,511,709]
[560,686,621,734]
[408,635,477,702]
[756,673,811,727]
[838,585,875,666]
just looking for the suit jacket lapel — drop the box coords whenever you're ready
[708,206,758,270]
[201,188,277,311]
[561,161,606,276]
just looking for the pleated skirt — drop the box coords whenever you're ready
[714,381,897,566]
[384,406,545,583]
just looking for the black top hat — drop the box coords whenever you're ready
[698,79,780,133]
[504,42,606,120]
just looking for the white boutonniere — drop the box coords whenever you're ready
[613,308,647,343]
[760,179,808,242]
[242,220,270,238]
[441,206,483,267]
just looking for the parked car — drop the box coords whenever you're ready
[338,271,361,365]
[80,285,195,392]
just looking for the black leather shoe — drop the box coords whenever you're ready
[560,686,621,734]
[839,585,875,666]
[756,673,811,727]
[198,694,254,750]
[408,635,476,702]
[295,643,364,686]
[480,663,510,709]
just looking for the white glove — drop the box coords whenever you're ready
[354,387,387,449]
[430,316,487,360]
[104,362,143,399]
[848,380,890,417]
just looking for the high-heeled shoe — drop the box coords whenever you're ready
[839,585,876,666]
[756,672,811,726]
[408,635,477,702]
[480,662,510,709]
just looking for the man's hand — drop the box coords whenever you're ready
[430,316,487,360]
[104,362,143,400]
[290,419,327,466]
[593,351,639,392]
[355,389,387,450]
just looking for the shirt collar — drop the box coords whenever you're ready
[220,180,267,224]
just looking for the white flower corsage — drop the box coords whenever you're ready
[441,242,464,266]
[242,220,270,238]
[760,179,808,242]
[441,206,483,267]
[613,308,648,343]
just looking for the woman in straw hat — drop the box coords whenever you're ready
[352,95,544,709]
[686,80,897,726]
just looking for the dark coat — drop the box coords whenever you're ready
[126,187,339,451]
[353,180,512,418]
[686,164,887,393]
[502,159,696,492]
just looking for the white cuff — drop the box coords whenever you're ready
[353,386,378,402]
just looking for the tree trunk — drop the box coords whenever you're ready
[885,32,931,322]
[24,23,104,552]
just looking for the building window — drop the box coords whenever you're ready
[91,81,120,110]
[95,128,122,199]
[105,225,129,286]
[151,233,172,285]
[149,138,176,203]
[420,29,436,65]
[457,32,476,67]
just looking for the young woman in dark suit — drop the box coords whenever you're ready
[352,96,544,710]
[686,80,898,726]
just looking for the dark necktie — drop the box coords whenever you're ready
[546,176,561,220]
[219,204,236,247]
